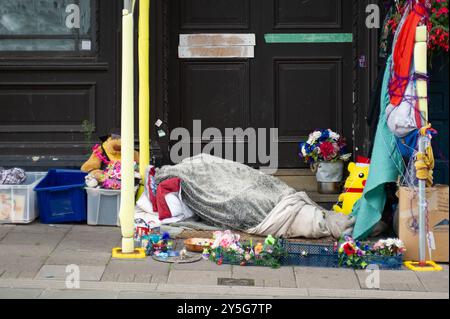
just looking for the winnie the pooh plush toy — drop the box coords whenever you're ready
[81,129,140,189]
[333,156,370,215]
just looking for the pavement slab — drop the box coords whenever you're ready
[308,288,448,299]
[232,266,297,288]
[0,287,44,299]
[0,244,57,258]
[0,255,47,274]
[56,231,121,252]
[355,269,426,291]
[0,231,66,256]
[35,265,106,281]
[172,258,232,272]
[11,223,72,235]
[415,264,449,293]
[101,258,170,283]
[0,225,14,240]
[167,270,232,286]
[294,267,360,290]
[0,270,40,280]
[39,288,119,299]
[117,291,203,299]
[45,248,111,266]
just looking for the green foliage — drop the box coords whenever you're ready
[81,120,95,152]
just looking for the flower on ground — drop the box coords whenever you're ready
[342,243,356,256]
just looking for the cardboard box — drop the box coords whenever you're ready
[397,185,449,262]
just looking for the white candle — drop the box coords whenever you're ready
[414,26,428,122]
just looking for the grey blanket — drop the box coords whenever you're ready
[155,154,296,230]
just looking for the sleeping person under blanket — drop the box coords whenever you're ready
[136,154,354,239]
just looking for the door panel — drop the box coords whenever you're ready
[0,83,95,129]
[275,60,342,137]
[180,0,251,29]
[180,61,250,132]
[274,0,343,29]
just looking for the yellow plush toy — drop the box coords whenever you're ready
[333,156,370,215]
[81,129,139,186]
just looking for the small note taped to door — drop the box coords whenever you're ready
[158,130,166,138]
[428,231,436,250]
[81,40,92,51]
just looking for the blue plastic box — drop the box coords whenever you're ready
[280,241,338,268]
[34,169,88,224]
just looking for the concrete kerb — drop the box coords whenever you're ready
[0,279,448,299]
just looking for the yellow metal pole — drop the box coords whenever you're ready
[138,0,150,198]
[404,25,442,271]
[113,0,145,258]
[415,25,429,267]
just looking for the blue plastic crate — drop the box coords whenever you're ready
[280,240,338,268]
[363,254,403,270]
[34,169,87,224]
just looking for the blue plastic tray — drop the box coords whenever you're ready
[280,240,338,268]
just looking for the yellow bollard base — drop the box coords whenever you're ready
[112,247,146,259]
[404,260,442,272]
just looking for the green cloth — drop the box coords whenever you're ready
[351,56,403,240]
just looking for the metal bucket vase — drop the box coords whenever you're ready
[311,161,344,194]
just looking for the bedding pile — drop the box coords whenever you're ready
[135,154,354,239]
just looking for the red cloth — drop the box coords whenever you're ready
[155,178,181,220]
[389,1,427,106]
[147,166,157,210]
[356,156,371,165]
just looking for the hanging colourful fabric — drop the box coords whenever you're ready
[389,0,428,106]
[385,0,430,139]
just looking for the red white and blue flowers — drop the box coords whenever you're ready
[337,235,406,269]
[299,129,351,164]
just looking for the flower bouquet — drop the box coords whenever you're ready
[207,231,286,269]
[366,238,406,269]
[299,129,351,164]
[337,236,405,269]
[337,235,370,269]
[299,129,351,194]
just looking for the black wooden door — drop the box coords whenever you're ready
[0,0,121,169]
[168,0,354,168]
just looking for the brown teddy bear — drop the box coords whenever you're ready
[81,129,139,188]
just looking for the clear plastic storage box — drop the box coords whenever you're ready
[86,187,121,226]
[0,172,46,224]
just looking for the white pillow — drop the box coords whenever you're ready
[162,190,194,224]
[136,192,155,213]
